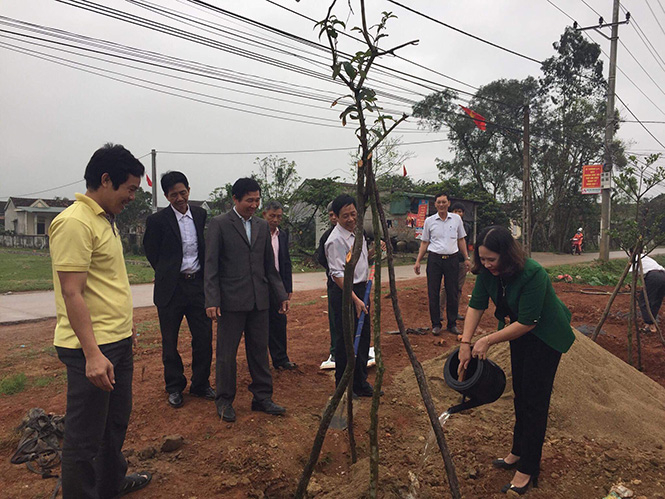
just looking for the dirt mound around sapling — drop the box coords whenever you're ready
[394,329,665,449]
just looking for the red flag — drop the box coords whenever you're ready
[146,173,153,187]
[459,105,487,131]
[402,165,407,177]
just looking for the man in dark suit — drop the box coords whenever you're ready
[262,201,296,370]
[143,171,214,409]
[204,178,289,423]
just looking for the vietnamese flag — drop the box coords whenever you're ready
[146,173,153,187]
[459,105,487,131]
[403,165,407,177]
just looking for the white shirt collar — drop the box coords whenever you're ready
[171,204,192,220]
[436,211,451,221]
[336,223,355,240]
[233,206,251,222]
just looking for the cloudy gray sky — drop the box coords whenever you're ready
[1,0,664,206]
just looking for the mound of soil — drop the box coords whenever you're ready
[1,278,664,498]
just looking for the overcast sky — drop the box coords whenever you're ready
[1,0,664,206]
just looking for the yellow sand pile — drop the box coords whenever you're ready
[393,329,665,449]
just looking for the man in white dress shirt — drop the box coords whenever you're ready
[143,171,214,408]
[635,255,665,333]
[324,194,375,397]
[414,193,471,336]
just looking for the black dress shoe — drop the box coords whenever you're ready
[217,403,236,422]
[501,472,538,495]
[447,325,460,335]
[353,385,384,398]
[251,399,286,415]
[190,386,216,400]
[168,391,184,408]
[275,361,297,370]
[492,457,519,470]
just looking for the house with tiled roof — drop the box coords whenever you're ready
[4,197,74,235]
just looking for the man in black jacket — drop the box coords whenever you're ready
[315,203,338,369]
[143,171,213,409]
[263,201,296,369]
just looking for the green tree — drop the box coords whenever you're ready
[252,155,301,206]
[116,187,152,235]
[207,183,233,216]
[413,28,625,252]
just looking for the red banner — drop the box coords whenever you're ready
[582,164,602,194]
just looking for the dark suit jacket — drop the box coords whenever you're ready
[143,205,207,308]
[275,229,292,294]
[204,210,288,312]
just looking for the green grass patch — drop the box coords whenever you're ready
[546,255,665,286]
[0,373,27,396]
[0,248,154,293]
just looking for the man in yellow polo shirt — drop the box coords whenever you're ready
[49,143,151,499]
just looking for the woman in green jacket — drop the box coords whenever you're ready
[458,226,575,495]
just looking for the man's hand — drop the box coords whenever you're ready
[86,352,115,391]
[353,296,368,318]
[464,259,472,272]
[413,261,421,275]
[279,300,290,314]
[206,307,221,320]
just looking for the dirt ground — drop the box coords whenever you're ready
[1,278,664,498]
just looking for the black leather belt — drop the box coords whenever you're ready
[429,251,459,260]
[180,272,199,280]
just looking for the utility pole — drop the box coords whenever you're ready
[522,104,531,257]
[575,1,630,261]
[151,149,157,210]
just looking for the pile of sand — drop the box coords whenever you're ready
[393,329,665,449]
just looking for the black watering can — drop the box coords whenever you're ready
[443,347,506,415]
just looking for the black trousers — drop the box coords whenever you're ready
[327,280,337,356]
[329,282,371,392]
[426,252,460,328]
[639,269,665,325]
[157,275,213,394]
[56,338,133,499]
[215,309,272,407]
[509,333,562,476]
[268,297,290,367]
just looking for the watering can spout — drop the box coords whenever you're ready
[447,397,485,415]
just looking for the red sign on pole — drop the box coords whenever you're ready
[415,199,429,239]
[582,164,603,194]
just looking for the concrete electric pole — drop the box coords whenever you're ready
[522,104,532,257]
[575,0,630,261]
[151,149,157,210]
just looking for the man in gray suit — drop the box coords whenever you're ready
[204,177,289,422]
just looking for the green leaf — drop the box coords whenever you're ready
[343,62,357,80]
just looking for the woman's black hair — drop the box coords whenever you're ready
[471,225,526,276]
[84,143,145,190]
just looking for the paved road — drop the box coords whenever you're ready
[1,249,663,325]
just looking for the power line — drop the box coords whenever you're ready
[643,0,665,38]
[616,93,665,149]
[620,5,665,72]
[156,138,450,156]
[579,0,603,18]
[618,39,665,97]
[10,179,84,198]
[386,0,543,64]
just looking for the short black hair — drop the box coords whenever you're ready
[84,143,145,190]
[450,202,465,213]
[471,225,525,277]
[232,177,261,200]
[161,171,189,195]
[434,192,449,202]
[331,194,356,216]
